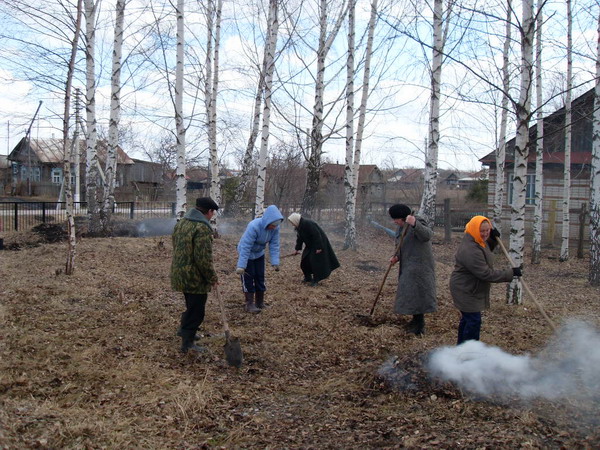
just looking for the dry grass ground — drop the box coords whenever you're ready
[1,222,599,448]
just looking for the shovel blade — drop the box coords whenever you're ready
[224,336,243,368]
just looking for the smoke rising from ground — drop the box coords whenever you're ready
[427,320,600,402]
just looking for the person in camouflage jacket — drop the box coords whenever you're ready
[171,197,219,353]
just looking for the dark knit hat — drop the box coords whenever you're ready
[388,204,411,219]
[196,197,219,210]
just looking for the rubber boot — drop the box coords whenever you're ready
[180,332,207,353]
[244,292,261,313]
[404,316,418,332]
[255,291,267,309]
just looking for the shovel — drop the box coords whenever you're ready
[495,237,558,332]
[215,286,243,368]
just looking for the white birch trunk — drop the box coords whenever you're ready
[209,0,223,214]
[102,0,125,231]
[348,0,377,249]
[255,0,279,217]
[419,0,444,224]
[507,0,534,304]
[302,0,348,217]
[74,88,82,203]
[531,7,544,264]
[64,0,83,275]
[343,0,356,250]
[560,0,573,262]
[589,11,600,286]
[493,0,511,231]
[175,0,186,219]
[84,0,100,234]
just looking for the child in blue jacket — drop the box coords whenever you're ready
[236,205,283,312]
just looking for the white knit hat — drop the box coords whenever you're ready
[287,212,301,227]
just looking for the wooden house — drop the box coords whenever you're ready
[7,137,163,201]
[480,88,594,246]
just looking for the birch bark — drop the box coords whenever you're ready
[532,6,544,264]
[63,0,83,275]
[589,11,600,286]
[507,0,534,304]
[493,0,511,231]
[102,0,126,232]
[560,0,573,262]
[208,0,223,215]
[301,0,348,217]
[343,0,356,250]
[175,0,186,219]
[255,0,279,217]
[419,0,444,224]
[84,0,100,234]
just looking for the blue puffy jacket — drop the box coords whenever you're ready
[236,205,284,269]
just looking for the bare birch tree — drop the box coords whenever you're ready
[590,10,600,286]
[344,0,357,249]
[101,0,126,232]
[531,5,544,264]
[174,0,186,218]
[418,0,446,223]
[84,0,101,234]
[206,0,223,212]
[301,0,348,217]
[343,0,377,250]
[492,0,512,232]
[63,0,83,275]
[559,0,573,262]
[255,0,279,216]
[507,0,535,305]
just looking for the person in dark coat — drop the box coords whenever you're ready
[388,204,437,336]
[450,215,521,345]
[287,213,340,286]
[171,197,220,354]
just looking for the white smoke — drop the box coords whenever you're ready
[427,320,600,402]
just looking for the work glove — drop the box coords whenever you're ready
[235,267,245,275]
[491,228,501,239]
[512,267,523,277]
[272,265,280,272]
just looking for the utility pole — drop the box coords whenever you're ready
[25,101,43,196]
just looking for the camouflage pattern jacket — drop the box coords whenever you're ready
[170,208,218,294]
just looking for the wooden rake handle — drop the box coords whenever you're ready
[495,237,558,332]
[369,222,410,316]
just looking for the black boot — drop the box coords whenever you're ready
[412,314,425,336]
[180,332,207,353]
[176,327,200,341]
[255,291,268,309]
[404,316,418,332]
[244,292,261,313]
[302,274,313,284]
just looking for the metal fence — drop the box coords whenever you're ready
[0,199,486,233]
[0,201,177,232]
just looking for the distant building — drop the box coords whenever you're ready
[480,88,594,245]
[7,137,163,201]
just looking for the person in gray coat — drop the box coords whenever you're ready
[388,204,437,336]
[450,215,521,345]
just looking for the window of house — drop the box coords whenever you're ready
[508,173,536,205]
[51,168,63,184]
[32,167,41,182]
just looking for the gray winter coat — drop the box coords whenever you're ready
[450,233,514,312]
[393,216,437,315]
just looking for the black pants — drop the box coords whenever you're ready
[457,311,482,345]
[180,293,208,338]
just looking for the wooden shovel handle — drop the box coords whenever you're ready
[215,285,231,335]
[495,237,557,332]
[369,222,410,316]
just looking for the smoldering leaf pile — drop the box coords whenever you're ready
[426,320,600,402]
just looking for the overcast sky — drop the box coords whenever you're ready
[0,0,598,173]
